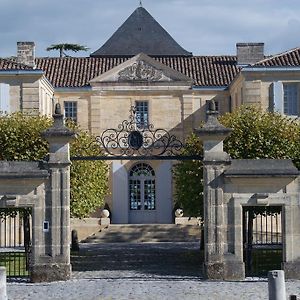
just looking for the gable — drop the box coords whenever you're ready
[90,53,193,86]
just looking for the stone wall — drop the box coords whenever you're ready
[196,101,300,280]
[0,104,74,282]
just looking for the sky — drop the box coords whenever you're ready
[0,0,299,58]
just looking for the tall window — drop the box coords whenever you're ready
[283,83,298,116]
[135,101,149,129]
[64,101,77,122]
[129,163,155,211]
[0,83,10,114]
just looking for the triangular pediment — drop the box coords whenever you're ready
[90,53,193,85]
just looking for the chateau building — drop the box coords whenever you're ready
[1,6,300,224]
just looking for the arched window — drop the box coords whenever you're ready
[129,163,155,211]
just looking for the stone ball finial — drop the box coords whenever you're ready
[175,208,184,217]
[55,103,62,115]
[101,209,110,218]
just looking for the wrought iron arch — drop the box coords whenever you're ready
[71,106,202,161]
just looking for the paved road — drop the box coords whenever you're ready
[7,242,300,300]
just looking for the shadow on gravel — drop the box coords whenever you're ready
[71,242,203,278]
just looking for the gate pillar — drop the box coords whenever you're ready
[31,103,75,282]
[282,200,300,279]
[195,101,244,280]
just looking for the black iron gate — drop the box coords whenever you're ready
[0,208,32,278]
[243,206,282,277]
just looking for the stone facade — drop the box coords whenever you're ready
[0,71,53,116]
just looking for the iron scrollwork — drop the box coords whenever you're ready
[98,106,184,157]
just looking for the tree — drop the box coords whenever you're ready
[173,106,300,217]
[66,121,108,218]
[220,106,300,169]
[46,43,89,57]
[0,112,108,218]
[173,133,203,217]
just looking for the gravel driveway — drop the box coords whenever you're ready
[7,242,300,300]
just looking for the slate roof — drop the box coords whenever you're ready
[91,7,192,57]
[35,55,239,88]
[254,47,300,67]
[0,58,33,70]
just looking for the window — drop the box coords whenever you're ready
[272,82,299,116]
[283,83,298,116]
[135,101,149,129]
[129,163,155,211]
[64,101,77,122]
[0,83,10,113]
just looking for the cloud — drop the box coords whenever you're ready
[0,0,299,57]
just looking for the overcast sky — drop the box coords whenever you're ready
[0,0,299,58]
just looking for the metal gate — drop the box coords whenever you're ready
[0,208,32,278]
[71,106,202,162]
[243,206,282,277]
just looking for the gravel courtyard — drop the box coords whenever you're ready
[7,242,300,300]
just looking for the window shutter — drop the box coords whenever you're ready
[0,83,10,113]
[271,81,283,113]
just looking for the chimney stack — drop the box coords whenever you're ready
[236,43,264,65]
[17,42,35,68]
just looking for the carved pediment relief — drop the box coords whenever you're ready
[89,53,193,86]
[118,60,170,82]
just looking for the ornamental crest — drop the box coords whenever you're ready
[118,60,165,81]
[97,106,184,157]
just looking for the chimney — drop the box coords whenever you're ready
[17,42,35,68]
[236,43,264,65]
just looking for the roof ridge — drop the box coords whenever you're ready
[36,54,237,60]
[253,46,300,65]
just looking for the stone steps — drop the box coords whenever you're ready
[82,224,201,243]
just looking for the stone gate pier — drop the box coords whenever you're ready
[0,104,74,282]
[31,104,75,281]
[195,102,300,280]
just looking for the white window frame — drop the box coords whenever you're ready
[271,81,300,117]
[64,101,77,123]
[283,83,299,116]
[0,83,10,114]
[129,163,156,211]
[135,101,149,129]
